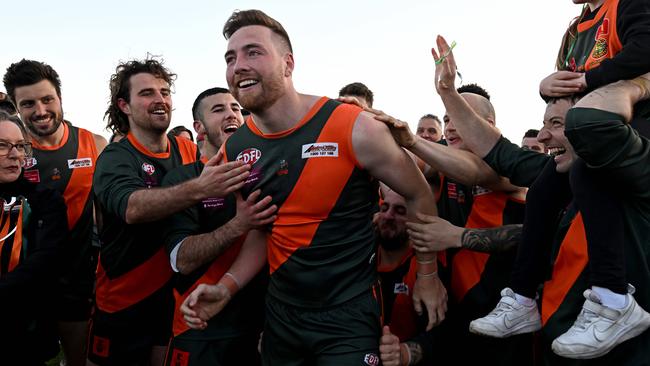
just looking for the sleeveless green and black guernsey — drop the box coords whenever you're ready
[223,97,379,308]
[23,122,99,317]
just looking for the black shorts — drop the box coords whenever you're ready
[54,286,94,321]
[261,287,382,366]
[87,285,173,366]
[164,333,261,366]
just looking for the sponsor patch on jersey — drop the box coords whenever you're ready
[447,182,458,199]
[302,143,338,158]
[23,169,40,183]
[67,157,93,169]
[23,157,37,169]
[394,282,409,295]
[51,168,61,181]
[364,353,379,366]
[277,159,289,176]
[237,148,262,165]
[142,162,156,175]
[202,197,225,209]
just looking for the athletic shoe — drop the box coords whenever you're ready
[469,287,542,338]
[552,285,650,359]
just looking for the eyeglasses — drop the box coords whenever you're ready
[0,141,33,157]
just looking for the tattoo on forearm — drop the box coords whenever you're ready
[460,224,523,253]
[406,341,423,365]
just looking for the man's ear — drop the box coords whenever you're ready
[193,120,204,134]
[284,53,295,77]
[117,98,130,115]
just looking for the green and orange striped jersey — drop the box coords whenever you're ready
[224,97,379,308]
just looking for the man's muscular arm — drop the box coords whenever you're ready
[176,191,276,274]
[352,110,447,330]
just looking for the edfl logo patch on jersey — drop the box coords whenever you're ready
[237,148,262,165]
[68,157,93,169]
[301,142,338,158]
[142,162,155,175]
[364,353,379,366]
[23,157,37,169]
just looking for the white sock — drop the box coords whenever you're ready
[592,286,628,309]
[514,293,535,306]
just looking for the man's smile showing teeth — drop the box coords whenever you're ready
[238,79,258,88]
[548,147,566,157]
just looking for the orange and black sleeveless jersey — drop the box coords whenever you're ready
[449,187,525,310]
[223,97,379,308]
[436,171,525,307]
[93,133,198,313]
[377,250,419,342]
[23,122,99,290]
[161,161,265,340]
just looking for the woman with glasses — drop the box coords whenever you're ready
[0,110,68,365]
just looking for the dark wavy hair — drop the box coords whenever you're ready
[104,58,176,134]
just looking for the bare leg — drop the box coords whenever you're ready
[59,320,90,366]
[575,72,650,122]
[150,345,167,366]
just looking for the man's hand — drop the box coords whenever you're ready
[413,274,447,330]
[195,151,251,199]
[432,35,458,94]
[368,108,417,149]
[232,190,277,232]
[379,326,402,366]
[407,213,463,253]
[337,96,366,109]
[539,71,586,97]
[180,283,232,329]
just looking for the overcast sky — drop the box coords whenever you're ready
[1,0,578,142]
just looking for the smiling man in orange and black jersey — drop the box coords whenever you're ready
[89,61,251,366]
[3,59,108,366]
[179,9,446,366]
[160,87,276,366]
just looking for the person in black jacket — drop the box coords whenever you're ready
[0,110,68,365]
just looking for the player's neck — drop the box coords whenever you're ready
[31,122,65,147]
[129,127,168,153]
[252,92,320,134]
[378,243,410,268]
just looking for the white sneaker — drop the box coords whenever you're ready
[469,288,542,338]
[552,285,650,359]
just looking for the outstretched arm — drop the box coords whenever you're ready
[370,109,514,189]
[432,35,501,158]
[407,213,522,253]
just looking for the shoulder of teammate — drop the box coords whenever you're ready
[91,132,108,154]
[351,109,403,169]
[171,134,200,162]
[161,161,203,188]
